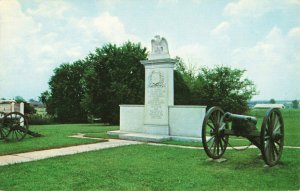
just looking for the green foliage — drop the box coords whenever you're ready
[174,70,191,104]
[42,41,147,124]
[39,90,55,115]
[14,96,25,102]
[24,102,36,114]
[174,57,195,104]
[47,61,88,123]
[196,66,257,113]
[82,42,147,124]
[270,98,276,104]
[292,99,299,109]
[27,114,55,125]
[42,42,257,123]
[176,62,257,114]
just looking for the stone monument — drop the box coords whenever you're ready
[109,35,206,142]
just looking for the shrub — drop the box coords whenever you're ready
[27,114,55,125]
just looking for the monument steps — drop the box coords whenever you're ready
[114,132,170,142]
[108,130,202,143]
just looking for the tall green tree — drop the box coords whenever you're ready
[174,57,192,104]
[47,60,88,123]
[39,90,55,115]
[195,66,257,114]
[270,99,276,104]
[82,42,147,124]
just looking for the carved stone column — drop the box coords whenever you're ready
[141,35,176,135]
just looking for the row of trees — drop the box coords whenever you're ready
[41,41,257,124]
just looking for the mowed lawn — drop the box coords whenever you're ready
[0,124,118,156]
[0,145,299,190]
[0,109,299,190]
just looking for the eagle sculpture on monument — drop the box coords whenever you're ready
[149,35,170,60]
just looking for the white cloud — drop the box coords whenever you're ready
[66,46,83,60]
[211,21,230,36]
[94,12,139,44]
[231,26,300,99]
[27,1,73,19]
[158,0,179,6]
[210,21,231,45]
[0,1,142,99]
[76,12,140,45]
[0,0,41,98]
[0,0,39,50]
[288,27,300,39]
[174,44,213,69]
[224,0,271,17]
[288,0,300,6]
[0,0,86,99]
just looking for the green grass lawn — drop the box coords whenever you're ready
[0,109,299,190]
[0,124,118,156]
[0,144,299,191]
[0,109,298,156]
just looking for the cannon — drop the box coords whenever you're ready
[0,111,42,142]
[202,107,284,166]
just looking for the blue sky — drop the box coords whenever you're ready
[0,0,299,101]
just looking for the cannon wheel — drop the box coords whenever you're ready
[2,112,29,142]
[0,112,6,140]
[261,108,284,166]
[202,106,228,159]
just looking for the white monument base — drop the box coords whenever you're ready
[108,35,207,143]
[108,105,206,142]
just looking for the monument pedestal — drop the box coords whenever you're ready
[108,105,206,142]
[141,58,176,136]
[108,35,206,142]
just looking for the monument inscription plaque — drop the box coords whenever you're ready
[145,69,167,123]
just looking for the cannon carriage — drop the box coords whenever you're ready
[202,106,284,166]
[0,100,42,142]
[0,111,30,142]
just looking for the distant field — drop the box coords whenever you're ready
[250,108,300,146]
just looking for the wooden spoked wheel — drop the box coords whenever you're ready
[261,108,284,166]
[0,112,5,123]
[0,112,6,140]
[202,107,228,159]
[2,112,29,142]
[0,112,5,117]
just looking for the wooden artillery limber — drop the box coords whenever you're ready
[202,107,284,166]
[0,112,42,142]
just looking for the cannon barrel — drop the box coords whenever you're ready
[224,112,257,125]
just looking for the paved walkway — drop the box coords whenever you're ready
[0,139,141,166]
[148,143,300,150]
[0,135,299,167]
